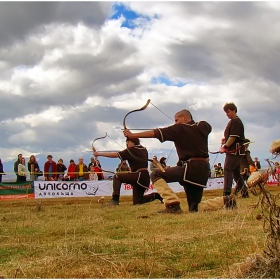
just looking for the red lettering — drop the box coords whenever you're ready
[124,183,133,190]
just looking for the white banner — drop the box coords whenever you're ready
[34,177,227,199]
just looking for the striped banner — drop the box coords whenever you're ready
[0,181,34,200]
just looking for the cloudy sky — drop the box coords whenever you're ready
[0,1,280,175]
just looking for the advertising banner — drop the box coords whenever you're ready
[0,181,34,200]
[34,178,226,199]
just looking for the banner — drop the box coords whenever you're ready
[267,174,279,185]
[34,178,227,199]
[0,181,34,200]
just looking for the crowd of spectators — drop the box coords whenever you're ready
[11,154,105,182]
[1,153,278,183]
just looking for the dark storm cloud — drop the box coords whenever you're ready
[1,1,280,169]
[0,2,113,47]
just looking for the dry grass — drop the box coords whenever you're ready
[0,186,279,278]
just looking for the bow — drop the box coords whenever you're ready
[91,132,118,175]
[92,133,108,157]
[123,99,151,130]
[123,99,165,172]
[209,141,254,154]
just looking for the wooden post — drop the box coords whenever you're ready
[30,164,34,181]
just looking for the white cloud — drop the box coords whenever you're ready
[0,1,279,173]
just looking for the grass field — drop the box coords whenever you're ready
[0,186,279,278]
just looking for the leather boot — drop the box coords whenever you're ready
[198,197,224,211]
[240,184,249,198]
[157,204,182,214]
[105,195,120,206]
[153,178,180,207]
[137,192,164,204]
[154,192,164,204]
[224,195,237,209]
[223,192,231,196]
[198,195,238,211]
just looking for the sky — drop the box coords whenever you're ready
[0,1,280,177]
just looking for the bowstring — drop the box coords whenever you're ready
[150,102,173,121]
[150,102,174,163]
[106,134,125,150]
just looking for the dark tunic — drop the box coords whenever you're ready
[118,145,150,188]
[154,120,211,162]
[118,145,148,172]
[223,115,246,194]
[224,116,245,155]
[152,120,212,188]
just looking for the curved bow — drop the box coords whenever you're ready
[209,141,254,154]
[92,133,108,157]
[123,99,165,172]
[123,99,151,130]
[91,132,117,175]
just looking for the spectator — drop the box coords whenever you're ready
[75,157,89,181]
[215,163,224,177]
[0,159,6,182]
[89,165,98,181]
[57,158,67,179]
[14,153,23,182]
[57,174,64,181]
[93,161,104,180]
[234,139,253,197]
[88,157,96,171]
[67,159,76,181]
[28,155,40,181]
[116,160,130,172]
[44,155,57,181]
[159,157,168,169]
[18,158,28,182]
[63,174,70,181]
[254,157,261,170]
[250,163,258,173]
[95,159,102,168]
[150,156,158,172]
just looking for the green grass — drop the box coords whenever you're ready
[0,186,278,278]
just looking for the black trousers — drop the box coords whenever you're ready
[150,162,207,212]
[113,170,156,205]
[224,154,244,194]
[17,175,26,182]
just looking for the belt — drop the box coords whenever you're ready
[188,157,209,162]
[136,168,148,172]
[180,157,209,166]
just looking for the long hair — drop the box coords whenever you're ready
[28,155,37,164]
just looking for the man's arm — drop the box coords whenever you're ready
[220,136,237,153]
[93,152,119,158]
[123,130,155,139]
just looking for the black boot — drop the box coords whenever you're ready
[137,192,164,204]
[105,195,120,206]
[224,195,237,210]
[157,204,182,214]
[223,192,231,196]
[154,192,164,204]
[241,184,249,198]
